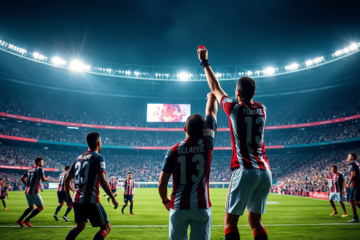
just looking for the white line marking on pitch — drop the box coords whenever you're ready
[0,223,359,228]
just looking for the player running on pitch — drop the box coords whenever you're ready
[346,152,360,223]
[16,157,50,227]
[54,166,73,222]
[64,132,118,240]
[198,46,271,240]
[328,165,347,217]
[158,92,218,240]
[121,172,135,215]
[0,178,9,211]
[102,176,118,204]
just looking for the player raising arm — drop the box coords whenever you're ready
[158,92,218,240]
[64,132,118,240]
[198,46,271,240]
[16,157,50,227]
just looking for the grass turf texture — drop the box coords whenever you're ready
[0,189,359,239]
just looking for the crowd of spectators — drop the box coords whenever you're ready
[272,148,360,196]
[1,120,359,147]
[0,83,359,128]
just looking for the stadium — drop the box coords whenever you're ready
[1,2,360,240]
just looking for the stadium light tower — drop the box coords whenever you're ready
[51,57,66,66]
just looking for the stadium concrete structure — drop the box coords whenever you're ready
[0,39,360,185]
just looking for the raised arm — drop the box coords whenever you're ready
[206,92,218,119]
[198,47,227,103]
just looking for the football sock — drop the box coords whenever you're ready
[107,198,110,203]
[64,207,72,217]
[122,204,127,212]
[225,226,240,240]
[65,229,78,240]
[55,205,62,215]
[353,210,358,219]
[2,199,6,208]
[25,208,42,221]
[93,230,107,240]
[130,205,133,213]
[19,208,32,221]
[253,227,268,240]
[356,203,360,210]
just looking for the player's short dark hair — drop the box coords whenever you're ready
[331,165,337,170]
[64,166,70,171]
[236,76,256,102]
[35,157,43,165]
[349,152,358,160]
[0,178,3,181]
[185,114,205,138]
[127,172,133,175]
[86,132,101,150]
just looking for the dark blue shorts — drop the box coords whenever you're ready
[57,191,67,203]
[124,194,133,203]
[349,187,360,201]
[111,189,117,194]
[73,203,109,227]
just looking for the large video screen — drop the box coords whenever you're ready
[147,104,191,122]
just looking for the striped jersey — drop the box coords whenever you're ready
[220,96,271,171]
[122,179,135,195]
[162,114,217,210]
[0,185,9,197]
[109,179,117,190]
[57,171,69,192]
[24,165,44,195]
[69,151,106,204]
[329,172,344,193]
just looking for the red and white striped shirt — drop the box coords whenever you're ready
[161,114,216,210]
[24,165,44,195]
[329,172,344,193]
[57,171,68,192]
[122,179,135,195]
[109,179,117,190]
[220,96,271,171]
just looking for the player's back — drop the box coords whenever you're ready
[25,165,44,195]
[58,172,68,192]
[69,151,106,204]
[221,97,270,171]
[162,114,216,210]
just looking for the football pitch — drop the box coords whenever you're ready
[0,189,359,240]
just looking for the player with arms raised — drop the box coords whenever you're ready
[54,166,73,222]
[16,157,50,227]
[121,172,135,215]
[64,132,118,240]
[198,46,271,240]
[346,152,360,223]
[158,92,218,240]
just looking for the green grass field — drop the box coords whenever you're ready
[0,189,359,239]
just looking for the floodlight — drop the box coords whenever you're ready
[70,60,90,72]
[348,43,358,51]
[247,71,253,75]
[263,67,275,75]
[177,72,189,81]
[285,63,299,71]
[33,52,46,61]
[51,57,66,66]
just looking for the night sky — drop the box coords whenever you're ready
[0,0,359,66]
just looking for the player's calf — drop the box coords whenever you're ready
[94,224,111,240]
[66,223,86,240]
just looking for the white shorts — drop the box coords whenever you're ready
[169,208,212,240]
[225,169,272,216]
[329,192,343,202]
[26,194,43,207]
